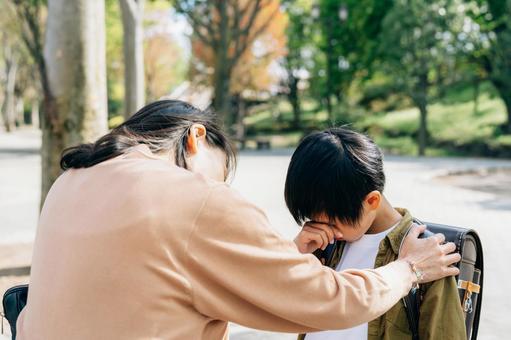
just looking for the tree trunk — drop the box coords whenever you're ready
[212,61,232,126]
[31,100,40,128]
[42,0,108,203]
[15,97,24,127]
[503,95,511,134]
[325,95,333,123]
[1,44,18,132]
[417,100,428,156]
[40,106,64,206]
[414,73,429,156]
[211,0,232,126]
[288,73,301,129]
[492,79,511,133]
[120,0,145,119]
[473,77,480,114]
[325,18,335,124]
[234,94,246,141]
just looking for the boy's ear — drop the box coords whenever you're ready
[365,191,382,211]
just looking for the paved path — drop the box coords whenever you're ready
[1,129,511,339]
[0,129,40,245]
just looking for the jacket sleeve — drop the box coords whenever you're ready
[418,276,467,340]
[183,184,414,333]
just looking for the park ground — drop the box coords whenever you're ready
[1,129,511,340]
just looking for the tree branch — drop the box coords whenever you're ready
[234,1,279,61]
[174,1,217,47]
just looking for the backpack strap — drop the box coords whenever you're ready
[401,218,434,340]
[403,288,420,340]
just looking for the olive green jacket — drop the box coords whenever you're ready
[298,208,466,340]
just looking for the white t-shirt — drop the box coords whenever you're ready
[305,224,398,340]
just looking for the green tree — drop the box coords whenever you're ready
[282,0,312,129]
[466,0,511,132]
[381,0,459,155]
[312,0,393,122]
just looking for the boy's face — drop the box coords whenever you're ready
[309,192,380,242]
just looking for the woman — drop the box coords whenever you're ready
[17,100,460,339]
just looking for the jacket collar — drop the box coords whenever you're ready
[385,208,414,255]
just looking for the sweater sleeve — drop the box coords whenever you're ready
[184,184,413,333]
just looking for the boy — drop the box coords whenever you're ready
[286,127,466,340]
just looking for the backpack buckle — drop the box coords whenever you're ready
[463,292,473,314]
[458,279,480,314]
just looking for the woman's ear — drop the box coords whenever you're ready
[365,190,382,211]
[186,124,207,155]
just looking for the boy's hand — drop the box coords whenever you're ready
[294,222,343,254]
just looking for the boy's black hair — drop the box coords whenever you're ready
[284,127,385,226]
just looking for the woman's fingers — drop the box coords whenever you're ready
[443,252,462,266]
[443,266,460,277]
[434,233,446,244]
[408,224,427,238]
[440,241,457,255]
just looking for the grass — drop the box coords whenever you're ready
[244,85,510,157]
[354,92,507,156]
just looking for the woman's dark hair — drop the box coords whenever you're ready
[60,100,236,180]
[284,127,385,226]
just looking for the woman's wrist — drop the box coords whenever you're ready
[395,259,419,290]
[403,259,423,289]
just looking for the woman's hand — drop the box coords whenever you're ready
[398,224,461,283]
[294,222,343,254]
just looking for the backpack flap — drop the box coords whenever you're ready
[455,231,483,340]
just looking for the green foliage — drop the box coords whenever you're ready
[355,89,509,156]
[245,86,509,156]
[105,0,124,118]
[465,0,511,129]
[380,0,460,100]
[308,0,394,118]
[4,0,511,158]
[282,0,314,72]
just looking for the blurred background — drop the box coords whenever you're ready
[0,0,510,339]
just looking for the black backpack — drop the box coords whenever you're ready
[403,220,484,340]
[2,284,28,339]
